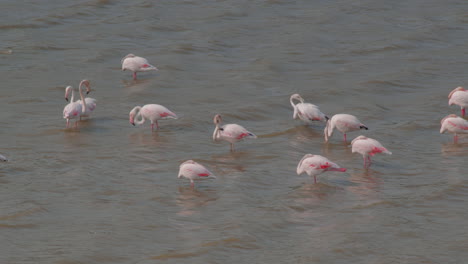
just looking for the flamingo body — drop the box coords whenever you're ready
[296,154,346,183]
[121,54,158,80]
[129,104,177,131]
[290,94,328,123]
[178,160,216,187]
[448,87,468,117]
[351,135,392,168]
[324,114,368,142]
[440,114,468,143]
[212,114,257,151]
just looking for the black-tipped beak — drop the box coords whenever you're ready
[86,91,90,95]
[131,123,135,126]
[360,125,369,130]
[65,98,69,102]
[325,116,330,121]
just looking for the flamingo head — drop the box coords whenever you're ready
[213,114,222,125]
[129,106,139,126]
[290,93,304,103]
[121,53,136,70]
[79,80,91,94]
[64,86,73,102]
[440,114,458,133]
[0,154,8,162]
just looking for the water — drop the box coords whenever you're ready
[1,0,468,263]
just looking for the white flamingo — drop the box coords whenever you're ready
[121,54,158,80]
[63,84,87,129]
[440,114,468,143]
[324,114,368,143]
[212,114,257,151]
[290,93,328,124]
[351,135,392,168]
[296,154,347,184]
[448,87,468,117]
[178,160,216,188]
[129,104,177,132]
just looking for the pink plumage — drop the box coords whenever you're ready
[324,114,368,143]
[129,104,177,132]
[290,93,328,124]
[178,160,216,187]
[296,154,347,184]
[448,87,468,117]
[121,54,158,80]
[351,135,392,168]
[440,114,468,143]
[212,114,257,151]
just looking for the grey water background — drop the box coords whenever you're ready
[1,0,468,263]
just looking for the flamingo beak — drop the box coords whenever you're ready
[131,122,135,126]
[65,97,69,102]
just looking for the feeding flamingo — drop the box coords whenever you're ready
[212,114,257,151]
[448,87,468,117]
[0,154,7,162]
[440,114,468,143]
[351,135,392,168]
[121,54,158,80]
[290,93,328,124]
[63,84,87,129]
[296,154,347,184]
[324,114,368,143]
[129,104,177,132]
[178,160,216,187]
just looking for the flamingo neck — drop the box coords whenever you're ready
[70,89,75,103]
[134,107,146,125]
[213,123,221,141]
[78,82,86,113]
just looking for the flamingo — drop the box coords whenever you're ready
[290,93,328,124]
[0,154,7,162]
[63,84,87,129]
[212,114,257,151]
[129,104,177,132]
[448,87,468,117]
[351,135,392,168]
[324,114,368,143]
[440,114,468,143]
[178,160,216,187]
[296,154,347,184]
[121,54,158,80]
[65,80,97,120]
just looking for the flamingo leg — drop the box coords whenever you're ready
[66,119,70,128]
[314,176,317,184]
[454,134,458,143]
[156,121,159,130]
[74,121,78,129]
[230,143,234,152]
[462,108,466,117]
[363,156,367,167]
[133,72,137,80]
[190,181,194,188]
[151,123,154,132]
[343,133,347,142]
[367,156,372,168]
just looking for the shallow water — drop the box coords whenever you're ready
[1,0,468,263]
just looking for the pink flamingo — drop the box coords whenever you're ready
[178,160,216,187]
[448,87,468,117]
[63,84,87,129]
[296,154,347,184]
[212,114,257,151]
[129,104,177,132]
[324,114,368,143]
[351,135,392,168]
[121,54,158,80]
[0,154,7,162]
[440,114,468,143]
[74,80,97,120]
[290,93,328,124]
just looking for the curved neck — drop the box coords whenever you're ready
[134,107,146,125]
[78,82,86,113]
[290,97,297,108]
[70,89,75,103]
[212,123,220,141]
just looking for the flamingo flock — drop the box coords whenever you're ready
[1,54,460,188]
